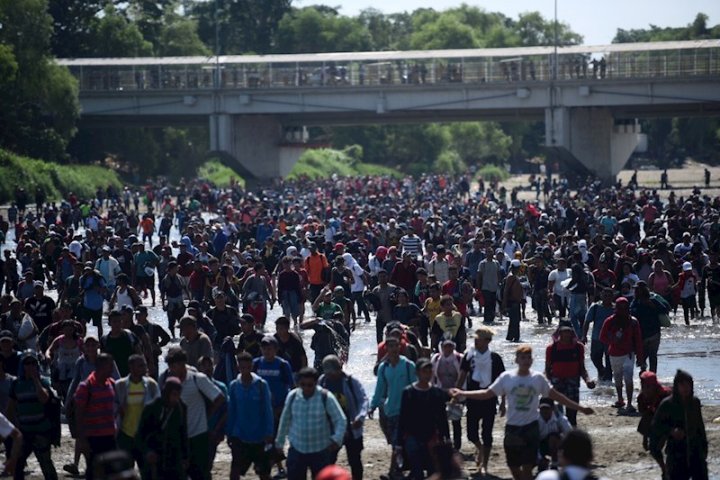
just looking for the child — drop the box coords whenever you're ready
[537,397,572,471]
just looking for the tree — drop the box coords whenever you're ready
[275,6,372,53]
[192,0,291,54]
[447,122,512,164]
[87,5,153,57]
[0,0,79,162]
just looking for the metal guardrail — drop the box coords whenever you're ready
[67,47,720,92]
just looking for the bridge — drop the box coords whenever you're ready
[59,40,720,180]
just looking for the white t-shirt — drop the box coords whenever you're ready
[489,369,551,426]
[548,269,570,296]
[180,371,223,438]
[0,412,15,438]
[350,263,366,293]
[536,465,608,480]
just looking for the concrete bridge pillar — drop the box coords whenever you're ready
[545,107,641,182]
[209,114,304,180]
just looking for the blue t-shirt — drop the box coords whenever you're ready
[253,357,294,408]
[134,251,158,278]
[585,303,614,341]
[82,275,106,310]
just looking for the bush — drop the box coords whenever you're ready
[197,160,245,187]
[287,148,402,180]
[477,164,510,182]
[0,149,122,203]
[433,150,467,175]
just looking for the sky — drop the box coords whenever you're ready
[310,0,720,45]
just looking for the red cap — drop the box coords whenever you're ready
[334,242,345,250]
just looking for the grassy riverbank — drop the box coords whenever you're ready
[0,149,122,203]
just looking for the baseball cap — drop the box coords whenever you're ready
[334,242,345,250]
[135,305,148,314]
[260,336,278,347]
[240,314,255,324]
[683,262,693,271]
[0,330,14,342]
[510,259,521,268]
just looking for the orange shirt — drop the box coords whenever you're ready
[140,218,154,234]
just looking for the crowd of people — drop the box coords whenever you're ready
[0,170,716,480]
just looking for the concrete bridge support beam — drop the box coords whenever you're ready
[545,107,641,182]
[209,114,303,180]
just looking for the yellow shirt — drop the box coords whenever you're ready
[424,298,443,326]
[434,311,462,337]
[121,381,145,437]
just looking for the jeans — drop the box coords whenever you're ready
[287,447,332,480]
[568,293,587,337]
[281,290,300,318]
[590,339,612,381]
[351,291,371,323]
[482,290,497,324]
[642,333,661,373]
[506,302,521,342]
[14,433,57,480]
[553,294,568,319]
[404,436,434,480]
[330,433,364,480]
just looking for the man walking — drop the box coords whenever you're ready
[451,345,594,480]
[275,367,346,480]
[370,335,416,480]
[226,352,274,480]
[456,327,505,475]
[74,353,117,480]
[319,355,368,480]
[163,347,225,480]
[600,297,644,412]
[114,354,160,472]
[477,246,501,324]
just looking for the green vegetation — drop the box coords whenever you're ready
[287,148,402,180]
[0,149,121,203]
[1,1,717,176]
[197,160,246,188]
[477,164,510,183]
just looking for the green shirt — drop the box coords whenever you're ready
[315,302,342,320]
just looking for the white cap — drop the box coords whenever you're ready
[578,239,587,249]
[683,262,693,271]
[511,259,522,268]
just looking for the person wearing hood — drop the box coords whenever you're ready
[545,321,595,426]
[637,371,671,452]
[650,370,708,480]
[368,247,388,288]
[600,297,644,412]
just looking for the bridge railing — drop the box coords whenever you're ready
[67,46,720,92]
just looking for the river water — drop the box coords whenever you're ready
[9,217,720,407]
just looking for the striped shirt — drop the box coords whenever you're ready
[9,377,53,433]
[276,387,346,454]
[400,235,423,257]
[74,372,116,437]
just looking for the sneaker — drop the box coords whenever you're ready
[274,468,287,479]
[63,464,80,476]
[626,405,637,414]
[613,400,626,408]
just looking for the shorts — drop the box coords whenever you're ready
[229,438,271,476]
[504,421,540,467]
[135,275,154,290]
[610,354,635,385]
[82,307,103,327]
[708,292,720,309]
